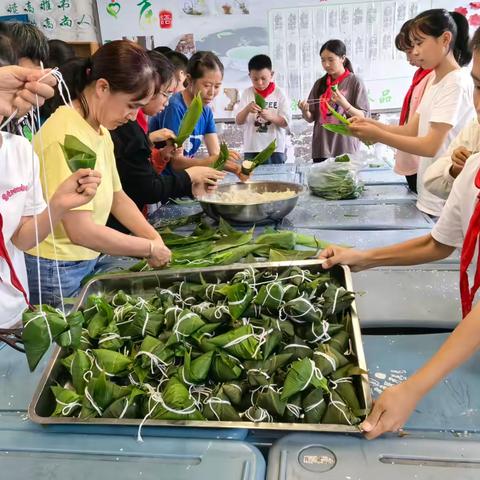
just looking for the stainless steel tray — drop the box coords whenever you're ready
[29,260,371,432]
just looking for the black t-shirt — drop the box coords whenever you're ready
[107,120,192,233]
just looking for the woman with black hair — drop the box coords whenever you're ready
[350,9,475,217]
[25,40,173,306]
[107,51,223,233]
[298,39,370,163]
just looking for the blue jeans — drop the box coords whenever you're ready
[25,254,98,307]
[244,151,286,165]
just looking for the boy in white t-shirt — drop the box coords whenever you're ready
[235,55,291,164]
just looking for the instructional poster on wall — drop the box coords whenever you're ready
[269,1,431,113]
[0,0,97,41]
[95,0,480,116]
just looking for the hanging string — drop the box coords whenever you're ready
[30,64,75,317]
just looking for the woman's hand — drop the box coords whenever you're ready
[348,117,382,144]
[149,128,176,143]
[147,238,172,268]
[50,169,102,213]
[361,381,422,440]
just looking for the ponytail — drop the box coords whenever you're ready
[411,9,472,67]
[343,57,354,73]
[450,11,472,66]
[53,40,156,119]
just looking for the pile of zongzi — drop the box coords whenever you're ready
[24,265,367,426]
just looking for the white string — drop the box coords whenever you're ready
[56,398,82,416]
[304,397,325,413]
[30,64,74,316]
[314,350,337,372]
[27,113,43,309]
[0,108,18,130]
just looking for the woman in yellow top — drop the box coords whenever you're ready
[25,40,171,306]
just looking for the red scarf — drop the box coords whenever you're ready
[136,109,148,134]
[399,68,433,125]
[255,82,276,98]
[0,213,32,309]
[320,69,351,121]
[460,168,480,317]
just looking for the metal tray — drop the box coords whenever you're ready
[29,260,371,432]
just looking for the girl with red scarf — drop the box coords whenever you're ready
[298,39,370,163]
[350,10,474,218]
[317,25,480,441]
[394,19,434,193]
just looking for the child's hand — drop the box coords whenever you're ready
[227,149,241,162]
[246,101,262,114]
[298,100,310,113]
[259,109,276,122]
[331,89,349,110]
[149,128,176,143]
[450,146,472,178]
[50,169,102,212]
[186,166,225,185]
[348,118,381,144]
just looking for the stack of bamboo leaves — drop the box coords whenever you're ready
[123,218,337,275]
[23,265,366,426]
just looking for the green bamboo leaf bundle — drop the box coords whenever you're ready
[308,168,364,200]
[241,140,277,175]
[254,92,267,109]
[322,123,352,136]
[60,134,96,172]
[174,92,203,147]
[213,141,230,170]
[326,102,350,125]
[26,264,366,427]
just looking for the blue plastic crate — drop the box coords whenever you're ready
[0,414,265,480]
[267,432,480,479]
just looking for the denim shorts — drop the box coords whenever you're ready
[244,151,286,165]
[25,254,98,307]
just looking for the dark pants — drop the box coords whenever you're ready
[313,157,328,163]
[406,174,417,193]
[244,151,286,164]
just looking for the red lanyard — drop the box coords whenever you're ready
[460,168,480,317]
[320,69,351,121]
[0,213,32,309]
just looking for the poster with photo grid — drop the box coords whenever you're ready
[269,0,431,111]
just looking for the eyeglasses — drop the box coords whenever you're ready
[159,90,174,99]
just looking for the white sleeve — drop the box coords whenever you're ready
[278,89,292,127]
[23,151,47,217]
[429,82,469,126]
[423,155,454,200]
[431,164,467,248]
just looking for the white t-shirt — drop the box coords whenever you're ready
[0,133,46,328]
[423,117,480,200]
[237,86,291,154]
[416,68,474,216]
[431,151,480,251]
